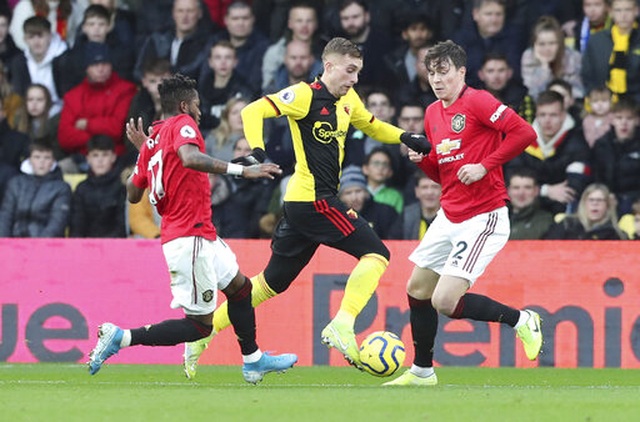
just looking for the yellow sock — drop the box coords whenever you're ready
[337,253,389,322]
[212,272,277,332]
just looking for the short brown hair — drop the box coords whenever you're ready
[535,90,565,108]
[83,4,110,24]
[23,16,51,35]
[322,37,362,61]
[142,57,171,76]
[29,140,54,155]
[424,40,466,71]
[210,40,236,57]
[611,97,638,115]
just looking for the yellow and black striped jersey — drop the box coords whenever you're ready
[242,79,404,202]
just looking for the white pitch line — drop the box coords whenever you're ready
[0,380,637,389]
[0,380,360,387]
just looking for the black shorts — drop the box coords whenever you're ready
[271,197,389,259]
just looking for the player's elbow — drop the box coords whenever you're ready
[127,184,144,204]
[523,124,536,142]
[127,193,142,204]
[180,154,200,170]
[241,98,270,122]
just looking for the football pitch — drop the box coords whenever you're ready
[2,364,639,421]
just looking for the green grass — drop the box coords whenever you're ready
[2,364,639,422]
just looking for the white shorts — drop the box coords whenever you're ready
[408,206,510,285]
[162,236,240,315]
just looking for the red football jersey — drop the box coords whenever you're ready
[418,86,535,223]
[132,114,217,244]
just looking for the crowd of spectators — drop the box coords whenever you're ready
[0,0,639,242]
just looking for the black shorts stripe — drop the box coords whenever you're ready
[463,212,497,273]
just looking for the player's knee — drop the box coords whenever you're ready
[431,294,458,316]
[360,245,390,263]
[406,278,425,298]
[264,275,290,294]
[186,316,213,338]
[263,266,294,294]
[263,255,303,294]
[376,244,390,261]
[224,274,252,301]
[406,274,433,299]
[362,252,389,268]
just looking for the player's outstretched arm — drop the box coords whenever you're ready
[229,147,283,179]
[178,144,282,180]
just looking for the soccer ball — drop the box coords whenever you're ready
[359,331,406,377]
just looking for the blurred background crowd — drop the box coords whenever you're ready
[0,0,639,241]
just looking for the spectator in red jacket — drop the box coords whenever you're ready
[57,42,136,172]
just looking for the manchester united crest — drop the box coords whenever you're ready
[202,289,214,303]
[451,113,466,133]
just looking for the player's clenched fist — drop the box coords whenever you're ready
[457,163,487,185]
[400,132,431,155]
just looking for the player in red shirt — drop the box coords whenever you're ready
[87,74,297,384]
[384,41,543,386]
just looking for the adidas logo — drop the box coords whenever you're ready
[320,107,330,115]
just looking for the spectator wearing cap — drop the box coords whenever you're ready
[57,41,136,170]
[338,165,402,240]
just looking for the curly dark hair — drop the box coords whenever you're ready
[158,73,197,115]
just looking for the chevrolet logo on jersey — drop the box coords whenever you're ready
[436,138,461,155]
[312,121,347,144]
